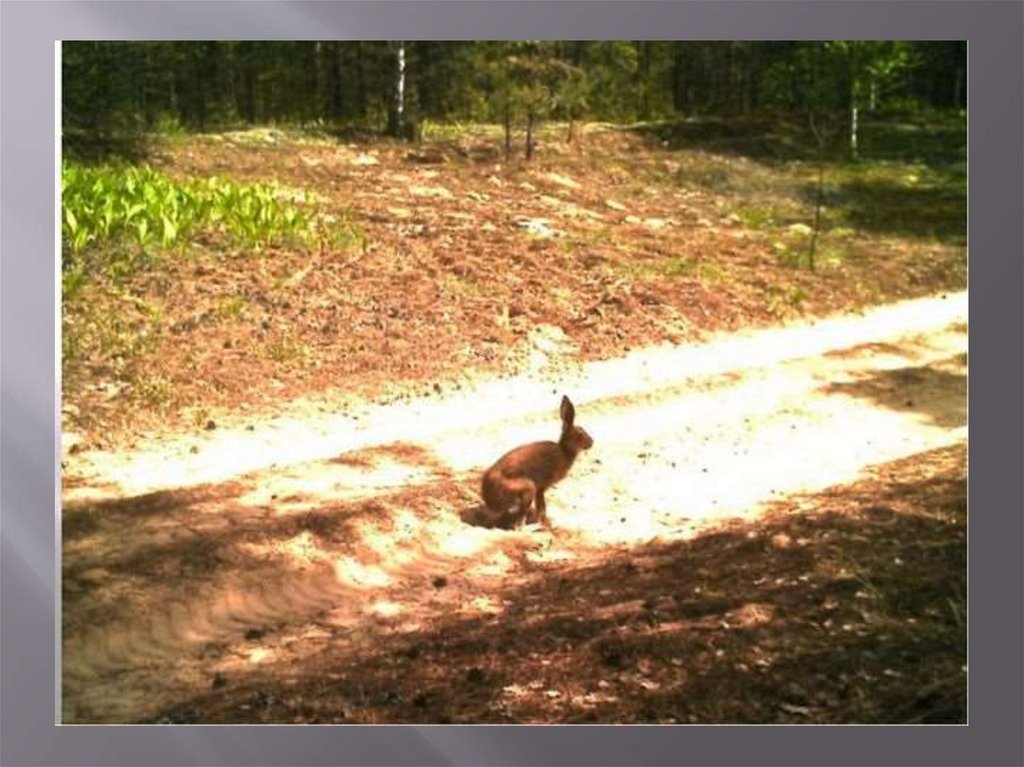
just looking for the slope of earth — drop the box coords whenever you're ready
[61,292,967,724]
[61,121,967,452]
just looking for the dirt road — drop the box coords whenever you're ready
[61,290,967,723]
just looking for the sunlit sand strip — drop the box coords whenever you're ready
[64,291,966,500]
[563,411,965,547]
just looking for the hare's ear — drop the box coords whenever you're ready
[560,396,575,427]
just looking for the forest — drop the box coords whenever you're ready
[61,41,966,725]
[63,41,965,155]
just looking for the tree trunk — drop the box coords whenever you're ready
[355,42,367,121]
[327,42,343,120]
[193,47,208,132]
[638,41,651,119]
[850,103,859,160]
[808,161,824,271]
[953,64,965,109]
[503,98,512,162]
[849,42,861,160]
[387,42,407,137]
[142,44,153,128]
[234,42,255,123]
[672,43,687,112]
[417,42,433,119]
[304,42,319,127]
[807,111,828,272]
[525,108,536,160]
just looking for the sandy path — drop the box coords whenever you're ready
[60,291,967,722]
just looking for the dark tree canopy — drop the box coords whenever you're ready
[62,41,965,157]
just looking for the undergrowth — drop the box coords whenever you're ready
[61,161,360,299]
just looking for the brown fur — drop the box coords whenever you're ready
[480,396,594,528]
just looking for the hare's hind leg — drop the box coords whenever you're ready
[502,477,537,528]
[533,490,548,527]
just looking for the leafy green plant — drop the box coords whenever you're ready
[735,205,776,231]
[62,297,159,367]
[62,265,90,302]
[187,406,213,430]
[134,374,174,407]
[215,296,248,320]
[266,329,311,364]
[662,256,694,277]
[819,246,846,269]
[764,284,806,316]
[788,284,807,307]
[60,162,348,285]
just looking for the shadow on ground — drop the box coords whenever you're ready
[820,355,966,430]
[61,440,500,669]
[144,444,966,725]
[630,113,966,170]
[821,175,966,243]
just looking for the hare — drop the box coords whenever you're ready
[480,396,593,529]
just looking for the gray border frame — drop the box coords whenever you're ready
[2,2,1020,766]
